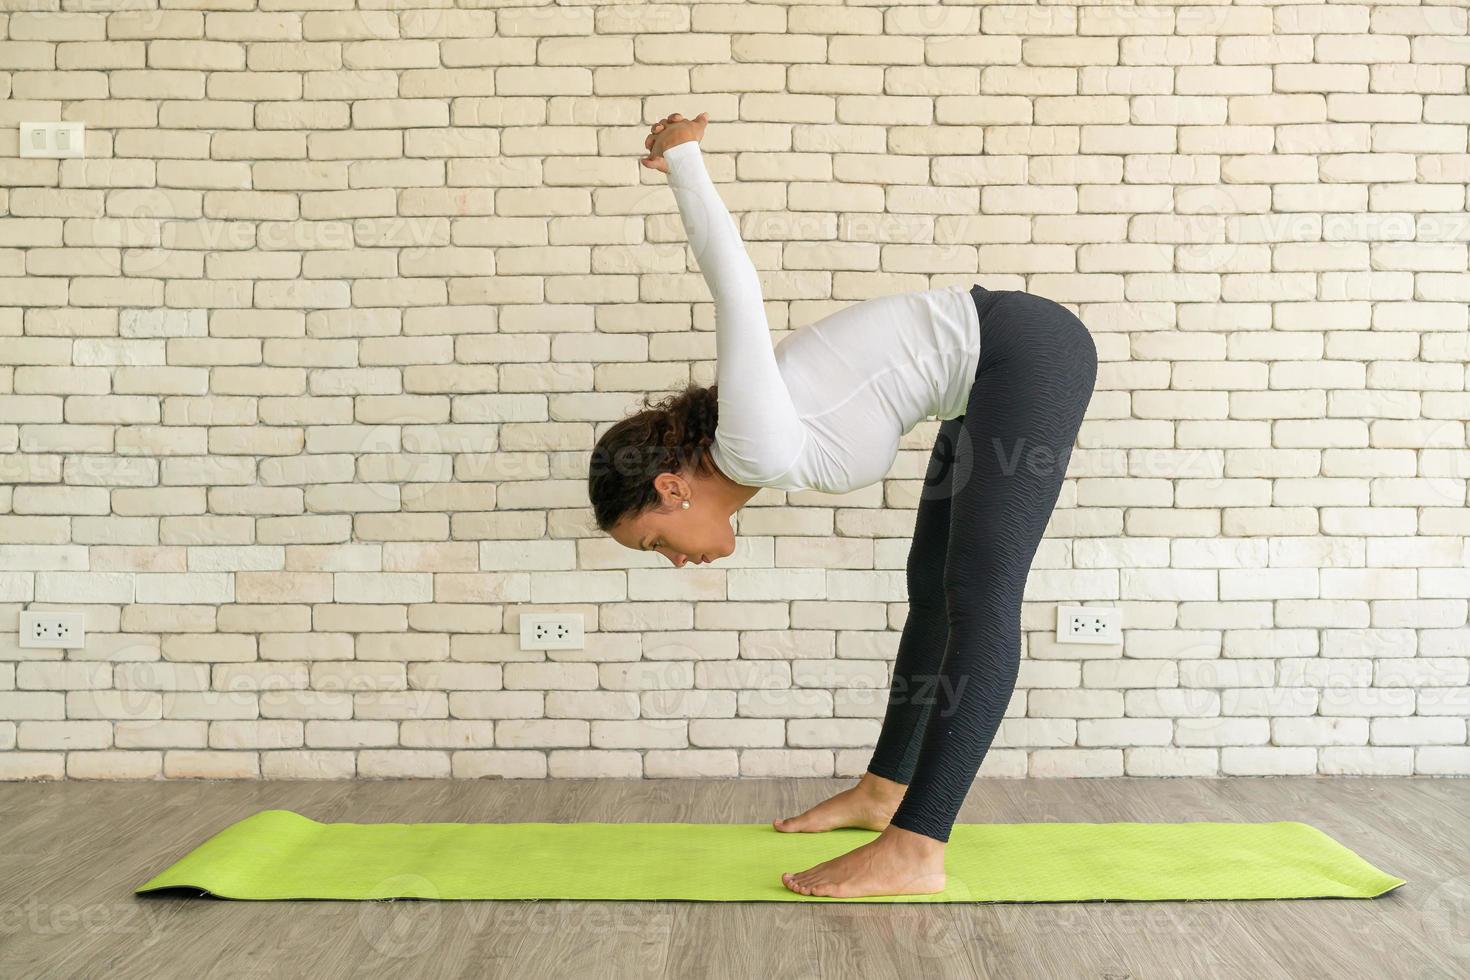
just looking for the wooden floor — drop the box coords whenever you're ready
[0,776,1464,979]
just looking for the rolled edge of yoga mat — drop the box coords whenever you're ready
[134,809,1408,904]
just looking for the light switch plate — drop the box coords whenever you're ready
[20,122,85,159]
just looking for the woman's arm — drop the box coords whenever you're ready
[661,138,807,482]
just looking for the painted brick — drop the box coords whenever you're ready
[2,8,1465,786]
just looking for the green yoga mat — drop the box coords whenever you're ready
[135,809,1405,903]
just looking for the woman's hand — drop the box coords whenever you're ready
[641,111,710,173]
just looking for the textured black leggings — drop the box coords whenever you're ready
[867,284,1098,843]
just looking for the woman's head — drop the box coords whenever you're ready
[588,383,745,566]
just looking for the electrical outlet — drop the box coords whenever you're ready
[519,613,584,651]
[20,611,86,649]
[1056,605,1121,645]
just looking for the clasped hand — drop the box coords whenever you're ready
[640,111,710,174]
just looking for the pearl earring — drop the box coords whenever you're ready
[681,500,690,509]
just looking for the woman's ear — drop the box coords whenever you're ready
[653,472,686,508]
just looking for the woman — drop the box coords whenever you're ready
[588,112,1098,898]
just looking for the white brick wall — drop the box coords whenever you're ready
[2,2,1468,783]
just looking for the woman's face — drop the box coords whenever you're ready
[611,490,736,567]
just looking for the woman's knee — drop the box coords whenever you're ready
[907,550,951,601]
[941,547,1030,596]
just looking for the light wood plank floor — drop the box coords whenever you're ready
[0,776,1464,979]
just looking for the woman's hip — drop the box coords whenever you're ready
[972,285,1096,375]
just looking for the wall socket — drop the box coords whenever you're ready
[1056,605,1121,645]
[519,613,584,650]
[20,611,86,649]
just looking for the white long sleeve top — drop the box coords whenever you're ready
[662,138,982,494]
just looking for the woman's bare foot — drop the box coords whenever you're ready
[773,771,906,833]
[782,824,946,898]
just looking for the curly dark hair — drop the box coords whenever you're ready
[588,383,720,533]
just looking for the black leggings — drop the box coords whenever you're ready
[867,284,1098,843]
